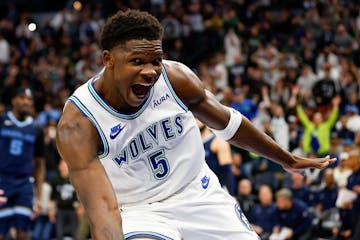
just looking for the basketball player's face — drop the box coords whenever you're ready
[12,94,33,119]
[106,39,163,109]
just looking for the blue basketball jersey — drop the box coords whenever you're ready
[0,111,43,177]
[203,133,220,176]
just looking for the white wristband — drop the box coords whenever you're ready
[209,107,242,141]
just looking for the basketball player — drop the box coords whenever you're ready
[56,10,336,240]
[198,119,235,195]
[0,88,45,240]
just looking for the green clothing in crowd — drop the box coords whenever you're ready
[296,105,339,156]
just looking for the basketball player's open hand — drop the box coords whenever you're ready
[282,155,336,176]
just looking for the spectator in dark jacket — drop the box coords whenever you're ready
[271,188,313,240]
[250,185,277,240]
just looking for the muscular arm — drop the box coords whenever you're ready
[56,102,123,240]
[164,60,335,173]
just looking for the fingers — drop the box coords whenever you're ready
[319,155,336,169]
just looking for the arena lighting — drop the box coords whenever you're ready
[73,1,82,11]
[28,23,37,32]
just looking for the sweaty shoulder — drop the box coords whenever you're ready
[56,101,101,169]
[162,60,206,108]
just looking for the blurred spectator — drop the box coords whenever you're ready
[333,152,353,188]
[271,188,313,240]
[160,13,181,48]
[290,172,316,206]
[312,64,338,110]
[343,105,360,134]
[333,23,356,58]
[288,115,302,152]
[345,153,360,239]
[270,103,289,151]
[228,53,246,89]
[316,45,339,74]
[296,95,340,156]
[236,178,257,217]
[224,27,241,67]
[230,88,257,121]
[250,185,277,240]
[208,52,228,92]
[50,159,78,240]
[303,151,324,188]
[32,181,54,240]
[198,119,235,195]
[296,64,317,99]
[313,169,340,239]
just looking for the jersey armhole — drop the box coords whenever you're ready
[161,65,188,112]
[68,96,109,159]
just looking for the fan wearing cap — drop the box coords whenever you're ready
[0,87,45,239]
[344,104,360,133]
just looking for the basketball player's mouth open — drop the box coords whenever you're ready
[131,83,153,99]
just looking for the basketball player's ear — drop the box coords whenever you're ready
[103,50,114,68]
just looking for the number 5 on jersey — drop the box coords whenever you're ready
[147,149,170,180]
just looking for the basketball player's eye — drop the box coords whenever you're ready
[152,59,162,66]
[132,58,143,65]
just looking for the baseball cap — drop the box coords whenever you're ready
[345,105,359,114]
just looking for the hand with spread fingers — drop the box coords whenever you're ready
[282,155,337,176]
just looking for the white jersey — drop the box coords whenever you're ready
[69,67,205,206]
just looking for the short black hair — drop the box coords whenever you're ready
[100,9,163,50]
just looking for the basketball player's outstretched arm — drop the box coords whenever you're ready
[164,60,336,174]
[56,102,123,240]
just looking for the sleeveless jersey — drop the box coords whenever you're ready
[0,111,38,177]
[69,67,205,205]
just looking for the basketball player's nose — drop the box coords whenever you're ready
[141,64,157,81]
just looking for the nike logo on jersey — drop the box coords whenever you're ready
[201,175,210,189]
[110,124,125,139]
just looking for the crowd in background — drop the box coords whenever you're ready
[1,0,360,239]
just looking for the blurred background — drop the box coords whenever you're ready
[0,0,360,239]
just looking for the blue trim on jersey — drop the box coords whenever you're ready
[88,77,154,120]
[68,96,109,159]
[13,206,32,217]
[7,111,33,128]
[0,209,14,218]
[161,65,188,112]
[125,231,174,240]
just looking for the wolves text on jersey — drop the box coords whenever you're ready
[112,114,184,167]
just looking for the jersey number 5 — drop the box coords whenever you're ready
[147,149,170,180]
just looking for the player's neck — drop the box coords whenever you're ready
[95,73,138,114]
